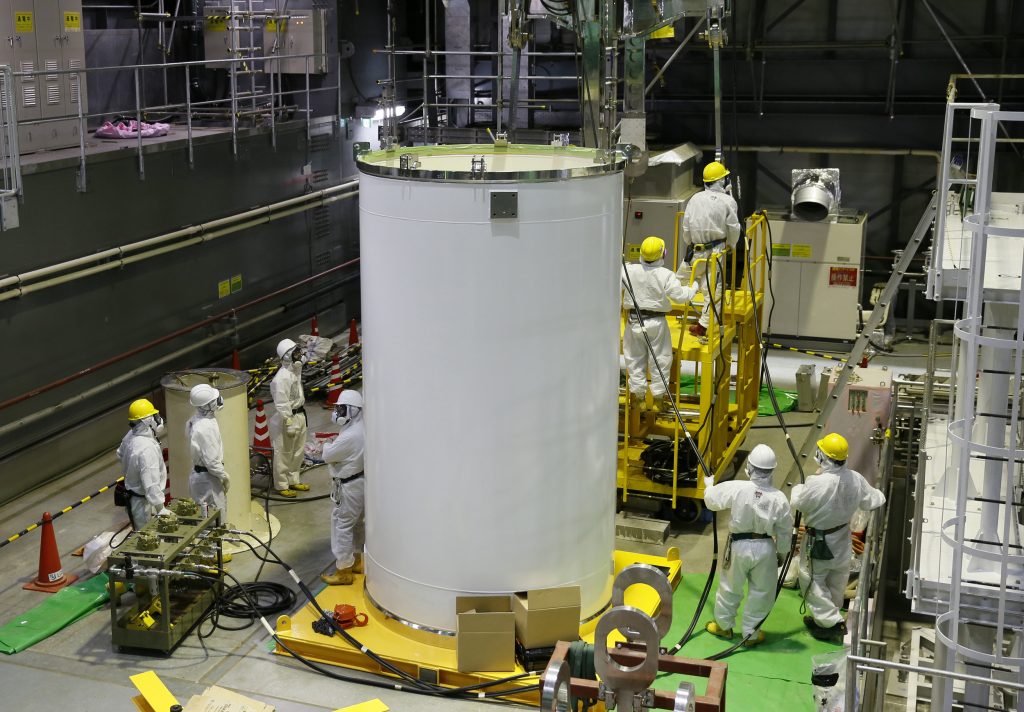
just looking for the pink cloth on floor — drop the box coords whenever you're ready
[94,120,170,139]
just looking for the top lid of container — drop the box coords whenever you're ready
[356,144,626,183]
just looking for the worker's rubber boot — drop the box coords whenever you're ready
[291,483,310,492]
[649,396,662,414]
[804,616,846,643]
[742,630,766,648]
[321,567,355,586]
[658,395,673,413]
[705,621,733,639]
[352,553,364,574]
[629,393,645,412]
[276,489,298,498]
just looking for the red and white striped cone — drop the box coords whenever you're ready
[162,447,172,505]
[253,399,272,454]
[310,315,319,337]
[324,354,342,408]
[348,318,359,346]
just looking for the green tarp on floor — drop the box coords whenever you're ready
[653,572,843,710]
[678,375,797,416]
[0,573,110,654]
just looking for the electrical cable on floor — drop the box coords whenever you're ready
[228,532,540,700]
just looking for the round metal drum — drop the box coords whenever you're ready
[357,145,623,633]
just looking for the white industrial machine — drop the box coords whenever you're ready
[358,144,623,633]
[763,210,867,344]
[623,143,701,267]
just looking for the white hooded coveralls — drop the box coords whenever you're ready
[117,426,167,529]
[791,464,885,627]
[188,412,229,521]
[269,361,307,490]
[323,414,365,570]
[678,184,742,329]
[704,475,793,635]
[621,261,696,397]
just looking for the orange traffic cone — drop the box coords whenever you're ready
[23,512,78,593]
[231,348,241,370]
[324,354,342,408]
[253,399,272,454]
[348,318,359,346]
[311,315,319,337]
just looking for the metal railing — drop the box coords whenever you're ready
[0,65,22,200]
[12,52,342,191]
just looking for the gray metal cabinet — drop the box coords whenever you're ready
[0,0,86,152]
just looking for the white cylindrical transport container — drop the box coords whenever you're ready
[358,145,624,633]
[162,368,251,532]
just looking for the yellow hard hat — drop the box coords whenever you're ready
[817,433,849,462]
[702,161,730,183]
[128,398,159,422]
[640,236,666,262]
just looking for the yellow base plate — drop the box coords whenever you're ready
[274,549,682,704]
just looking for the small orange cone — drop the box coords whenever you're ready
[324,354,342,408]
[253,399,272,454]
[231,348,241,370]
[23,512,78,593]
[348,318,359,346]
[311,315,319,337]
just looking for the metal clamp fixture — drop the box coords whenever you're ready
[611,563,674,643]
[594,606,661,712]
[398,153,420,171]
[470,155,487,177]
[540,658,572,712]
[674,681,696,712]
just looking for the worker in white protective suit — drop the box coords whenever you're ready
[320,390,365,585]
[269,338,309,497]
[116,399,170,530]
[703,444,793,646]
[187,384,230,522]
[791,432,886,641]
[622,235,698,413]
[678,161,742,338]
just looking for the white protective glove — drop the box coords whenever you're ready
[703,475,715,491]
[220,474,231,492]
[157,507,172,516]
[286,416,301,436]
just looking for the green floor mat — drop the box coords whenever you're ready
[678,375,797,416]
[0,573,110,654]
[654,572,842,711]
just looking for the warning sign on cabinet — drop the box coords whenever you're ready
[829,266,858,287]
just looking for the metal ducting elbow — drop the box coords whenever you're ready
[791,168,841,222]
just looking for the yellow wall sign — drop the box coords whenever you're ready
[217,279,230,298]
[206,16,228,32]
[626,244,642,261]
[63,11,81,31]
[650,25,675,39]
[230,274,242,293]
[791,244,813,259]
[15,11,33,33]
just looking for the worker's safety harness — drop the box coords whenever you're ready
[723,532,771,570]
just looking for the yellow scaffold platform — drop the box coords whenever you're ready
[274,548,683,705]
[618,212,769,519]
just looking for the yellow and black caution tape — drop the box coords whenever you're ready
[766,342,849,364]
[1,476,125,550]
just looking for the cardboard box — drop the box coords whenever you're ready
[512,586,581,650]
[456,595,515,672]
